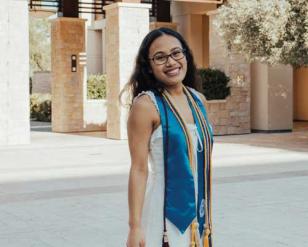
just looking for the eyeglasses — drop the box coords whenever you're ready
[149,48,186,65]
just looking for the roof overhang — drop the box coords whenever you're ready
[172,0,223,3]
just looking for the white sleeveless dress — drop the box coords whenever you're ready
[136,91,204,247]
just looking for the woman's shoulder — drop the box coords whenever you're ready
[133,91,154,107]
[133,91,160,113]
[130,91,160,123]
[187,87,207,105]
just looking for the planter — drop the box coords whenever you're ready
[205,90,250,136]
[251,62,293,132]
[84,99,107,131]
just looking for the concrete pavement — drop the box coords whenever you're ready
[0,126,308,247]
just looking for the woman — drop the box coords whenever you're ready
[124,28,214,247]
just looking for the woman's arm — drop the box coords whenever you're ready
[127,95,159,247]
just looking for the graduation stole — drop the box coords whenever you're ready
[154,86,214,247]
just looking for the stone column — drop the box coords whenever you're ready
[251,62,293,132]
[51,18,86,132]
[103,2,151,139]
[0,0,30,145]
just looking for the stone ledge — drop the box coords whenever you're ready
[50,17,87,23]
[103,2,152,11]
[206,99,227,103]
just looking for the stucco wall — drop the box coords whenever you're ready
[32,71,52,94]
[251,62,269,130]
[87,29,103,75]
[294,67,308,120]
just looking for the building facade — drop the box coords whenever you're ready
[0,0,306,145]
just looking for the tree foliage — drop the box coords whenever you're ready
[29,16,51,76]
[215,0,308,67]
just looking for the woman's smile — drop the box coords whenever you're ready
[164,66,181,77]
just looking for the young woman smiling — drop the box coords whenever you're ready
[124,28,214,247]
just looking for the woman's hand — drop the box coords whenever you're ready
[126,227,146,247]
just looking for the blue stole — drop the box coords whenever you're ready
[154,88,214,236]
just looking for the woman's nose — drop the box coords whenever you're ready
[165,55,177,66]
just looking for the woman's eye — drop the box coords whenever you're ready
[155,55,166,61]
[172,51,182,57]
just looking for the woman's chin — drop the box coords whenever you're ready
[163,80,180,87]
[161,77,184,87]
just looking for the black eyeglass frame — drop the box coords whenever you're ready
[149,48,186,65]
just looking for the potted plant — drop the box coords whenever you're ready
[198,68,231,100]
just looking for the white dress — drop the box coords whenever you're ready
[137,91,203,247]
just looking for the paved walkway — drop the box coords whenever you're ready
[0,126,308,247]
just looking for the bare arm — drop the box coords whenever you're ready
[127,95,159,246]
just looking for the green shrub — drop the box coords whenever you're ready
[30,93,51,122]
[87,74,107,100]
[198,68,231,100]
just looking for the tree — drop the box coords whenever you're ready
[215,0,308,67]
[29,16,51,76]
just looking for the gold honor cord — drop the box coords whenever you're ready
[184,91,212,247]
[183,87,213,247]
[184,89,212,247]
[184,88,213,225]
[187,93,213,230]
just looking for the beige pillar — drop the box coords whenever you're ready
[171,1,216,68]
[294,67,308,121]
[104,2,151,139]
[251,62,293,132]
[0,0,30,145]
[51,18,86,132]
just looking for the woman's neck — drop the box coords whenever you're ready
[165,82,184,96]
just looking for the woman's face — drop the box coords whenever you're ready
[148,35,187,87]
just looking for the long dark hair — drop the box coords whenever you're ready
[120,27,200,106]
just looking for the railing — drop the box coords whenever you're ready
[28,0,171,20]
[29,0,59,12]
[172,0,223,3]
[79,1,114,15]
